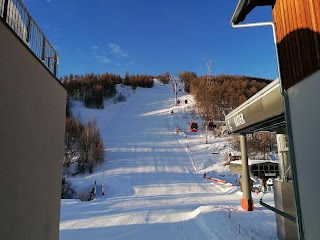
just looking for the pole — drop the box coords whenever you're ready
[171,75,177,105]
[240,134,254,211]
[206,126,208,144]
[175,83,178,105]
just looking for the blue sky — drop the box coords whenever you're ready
[23,0,277,80]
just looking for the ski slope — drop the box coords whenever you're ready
[60,81,277,240]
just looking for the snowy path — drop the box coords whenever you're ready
[60,82,277,240]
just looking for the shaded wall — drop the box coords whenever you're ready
[274,180,298,240]
[0,20,66,240]
[287,70,320,239]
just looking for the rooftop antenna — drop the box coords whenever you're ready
[206,60,214,120]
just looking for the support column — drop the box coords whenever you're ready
[276,133,285,180]
[240,134,254,211]
[276,133,290,180]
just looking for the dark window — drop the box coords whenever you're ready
[252,165,258,170]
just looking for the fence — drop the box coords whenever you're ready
[0,0,59,76]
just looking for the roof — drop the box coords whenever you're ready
[225,79,285,134]
[231,0,276,24]
[229,151,242,157]
[232,159,278,166]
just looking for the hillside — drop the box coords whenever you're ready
[60,80,277,240]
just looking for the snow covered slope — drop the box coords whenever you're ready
[60,81,277,240]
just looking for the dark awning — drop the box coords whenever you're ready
[231,0,276,24]
[225,79,285,134]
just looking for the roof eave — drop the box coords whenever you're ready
[231,0,276,25]
[231,0,251,25]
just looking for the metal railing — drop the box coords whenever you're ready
[0,0,59,76]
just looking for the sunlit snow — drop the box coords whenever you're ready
[60,80,277,240]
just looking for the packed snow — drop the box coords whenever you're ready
[60,80,277,240]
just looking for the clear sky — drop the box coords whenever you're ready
[22,0,278,80]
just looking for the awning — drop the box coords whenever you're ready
[225,79,285,134]
[231,0,276,24]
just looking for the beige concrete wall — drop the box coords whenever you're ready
[273,180,298,240]
[288,70,320,240]
[0,21,66,239]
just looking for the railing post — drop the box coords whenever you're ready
[41,38,46,61]
[48,55,51,69]
[3,0,9,21]
[26,13,31,43]
[54,52,58,76]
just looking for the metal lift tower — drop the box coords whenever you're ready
[206,60,213,91]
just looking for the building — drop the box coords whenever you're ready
[229,0,320,239]
[0,0,66,239]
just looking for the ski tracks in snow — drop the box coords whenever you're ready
[61,83,277,240]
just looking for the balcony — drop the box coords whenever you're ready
[0,0,59,76]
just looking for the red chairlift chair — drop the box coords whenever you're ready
[208,120,216,131]
[190,122,198,132]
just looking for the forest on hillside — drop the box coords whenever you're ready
[179,71,270,120]
[61,70,275,197]
[61,72,171,109]
[179,71,276,158]
[61,71,168,195]
[62,99,105,198]
[62,71,271,165]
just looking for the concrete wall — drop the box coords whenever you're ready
[273,180,298,240]
[0,20,66,239]
[287,70,320,239]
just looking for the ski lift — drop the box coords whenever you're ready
[190,122,198,132]
[208,120,216,131]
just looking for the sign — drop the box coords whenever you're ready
[233,113,246,127]
[265,173,277,177]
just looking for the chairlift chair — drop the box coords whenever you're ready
[208,120,216,131]
[190,122,198,132]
